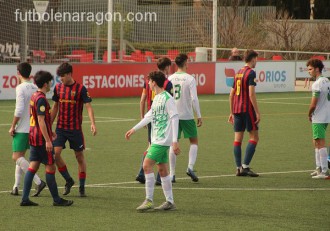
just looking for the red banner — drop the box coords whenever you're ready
[72,63,215,98]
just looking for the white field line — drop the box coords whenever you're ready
[2,169,327,194]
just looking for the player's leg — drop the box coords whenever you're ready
[169,121,183,182]
[75,150,87,197]
[312,124,329,179]
[136,123,151,184]
[233,113,246,176]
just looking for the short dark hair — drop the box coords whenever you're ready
[175,54,188,68]
[149,71,166,88]
[34,71,54,88]
[157,57,172,71]
[17,62,32,78]
[57,62,72,76]
[244,50,258,63]
[306,58,324,73]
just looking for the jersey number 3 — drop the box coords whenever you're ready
[174,84,181,100]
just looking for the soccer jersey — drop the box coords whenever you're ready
[311,76,330,123]
[144,79,172,110]
[52,81,92,130]
[168,72,201,120]
[14,80,38,133]
[29,91,52,146]
[232,66,256,113]
[141,91,178,146]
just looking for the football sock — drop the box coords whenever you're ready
[145,173,155,202]
[233,141,242,167]
[58,165,72,181]
[14,164,23,189]
[161,175,174,204]
[22,168,36,201]
[188,144,198,170]
[319,147,328,173]
[243,140,257,166]
[315,148,321,168]
[79,172,86,187]
[46,171,61,203]
[17,157,41,185]
[169,146,176,177]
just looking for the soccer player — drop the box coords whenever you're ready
[20,70,73,206]
[126,71,180,212]
[168,54,202,183]
[307,59,330,179]
[51,62,97,197]
[228,49,260,177]
[135,57,173,185]
[9,62,46,196]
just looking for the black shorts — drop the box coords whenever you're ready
[30,145,55,165]
[53,128,85,151]
[234,112,258,132]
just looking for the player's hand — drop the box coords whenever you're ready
[308,114,312,122]
[255,113,260,124]
[45,140,53,152]
[125,129,135,140]
[91,124,97,136]
[197,118,202,127]
[228,114,234,124]
[172,142,180,155]
[52,132,57,141]
[9,127,15,136]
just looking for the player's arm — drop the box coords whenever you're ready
[125,109,152,140]
[85,103,97,136]
[37,115,53,152]
[189,80,202,127]
[308,95,318,122]
[9,88,24,136]
[50,102,59,125]
[167,99,180,155]
[140,89,147,119]
[249,85,260,124]
[228,88,235,124]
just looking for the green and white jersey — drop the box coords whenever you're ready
[15,80,38,133]
[145,91,178,146]
[168,72,201,120]
[311,76,330,123]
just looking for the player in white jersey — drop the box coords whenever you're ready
[168,54,202,182]
[307,59,330,179]
[126,71,180,212]
[8,62,46,196]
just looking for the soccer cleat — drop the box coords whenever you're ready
[63,178,74,195]
[10,187,19,196]
[241,168,259,177]
[32,180,47,197]
[135,175,145,184]
[310,167,321,176]
[312,171,330,179]
[20,199,38,206]
[79,186,86,197]
[155,173,162,186]
[171,175,176,183]
[136,199,154,212]
[186,168,199,182]
[53,198,74,206]
[236,168,248,177]
[155,201,176,211]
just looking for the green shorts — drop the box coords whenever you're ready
[312,123,328,139]
[12,133,29,152]
[178,119,198,139]
[146,144,169,164]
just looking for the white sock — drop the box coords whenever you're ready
[145,173,155,202]
[315,148,321,168]
[169,146,176,178]
[17,157,41,185]
[161,175,174,204]
[14,164,23,189]
[319,147,328,173]
[188,144,198,170]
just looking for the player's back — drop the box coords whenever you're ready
[168,72,196,120]
[15,81,38,133]
[312,76,330,123]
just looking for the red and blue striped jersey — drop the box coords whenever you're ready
[145,79,172,110]
[232,66,256,113]
[52,81,92,130]
[29,91,52,146]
